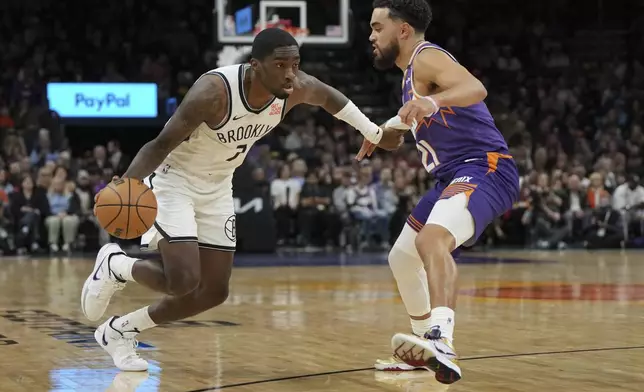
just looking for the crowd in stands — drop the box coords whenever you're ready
[1,1,643,254]
[0,126,128,254]
[253,8,644,251]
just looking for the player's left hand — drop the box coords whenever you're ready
[398,97,439,127]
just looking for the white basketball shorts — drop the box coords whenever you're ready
[140,168,236,252]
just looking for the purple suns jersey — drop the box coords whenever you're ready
[402,42,509,178]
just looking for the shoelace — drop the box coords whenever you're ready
[121,338,143,362]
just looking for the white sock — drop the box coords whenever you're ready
[410,317,433,337]
[112,306,156,336]
[429,307,455,341]
[109,254,137,282]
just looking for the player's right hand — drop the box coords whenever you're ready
[356,138,377,161]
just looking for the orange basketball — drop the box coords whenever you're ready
[94,178,157,239]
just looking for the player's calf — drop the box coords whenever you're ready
[414,224,458,311]
[153,241,201,296]
[145,247,233,324]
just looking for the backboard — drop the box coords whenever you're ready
[215,0,350,47]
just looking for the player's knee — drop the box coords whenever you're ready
[388,240,423,278]
[418,194,475,256]
[205,284,230,308]
[415,224,455,258]
[191,279,229,311]
[167,265,201,296]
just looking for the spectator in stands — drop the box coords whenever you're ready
[3,131,27,164]
[527,173,568,249]
[375,168,398,241]
[346,168,389,249]
[562,174,588,243]
[45,178,80,253]
[251,166,269,194]
[595,157,618,192]
[91,169,108,195]
[7,162,22,189]
[270,164,301,245]
[388,174,415,244]
[107,140,129,174]
[0,106,14,129]
[612,175,644,239]
[290,158,307,186]
[584,205,624,249]
[36,166,53,190]
[56,150,77,179]
[297,171,337,248]
[587,172,611,210]
[10,174,49,254]
[54,166,68,182]
[29,129,58,168]
[0,170,12,202]
[86,145,109,174]
[332,173,351,215]
[74,169,105,249]
[0,200,15,254]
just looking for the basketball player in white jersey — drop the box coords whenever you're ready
[80,27,384,371]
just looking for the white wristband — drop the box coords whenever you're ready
[422,96,440,116]
[385,115,417,131]
[334,101,383,144]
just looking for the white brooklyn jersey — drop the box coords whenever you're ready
[162,64,287,181]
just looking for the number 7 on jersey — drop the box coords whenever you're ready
[226,144,247,162]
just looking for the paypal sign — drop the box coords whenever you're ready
[47,83,158,118]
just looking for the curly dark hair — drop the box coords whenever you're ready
[372,0,432,33]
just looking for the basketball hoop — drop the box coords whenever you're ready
[254,25,309,46]
[292,27,309,46]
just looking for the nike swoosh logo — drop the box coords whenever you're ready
[92,260,104,281]
[102,329,109,346]
[233,114,247,120]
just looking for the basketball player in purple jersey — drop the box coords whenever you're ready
[357,0,520,384]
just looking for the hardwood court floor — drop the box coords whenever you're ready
[0,250,643,391]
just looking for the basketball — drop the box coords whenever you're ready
[94,178,157,239]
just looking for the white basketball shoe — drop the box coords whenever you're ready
[95,316,149,372]
[391,328,462,384]
[81,243,127,321]
[374,356,424,371]
[375,332,424,371]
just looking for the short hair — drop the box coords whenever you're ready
[372,0,432,33]
[251,28,299,60]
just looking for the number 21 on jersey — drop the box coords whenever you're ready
[416,140,439,172]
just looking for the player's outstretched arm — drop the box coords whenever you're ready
[398,49,488,126]
[123,75,228,180]
[292,71,383,144]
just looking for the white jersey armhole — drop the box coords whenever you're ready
[200,71,233,130]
